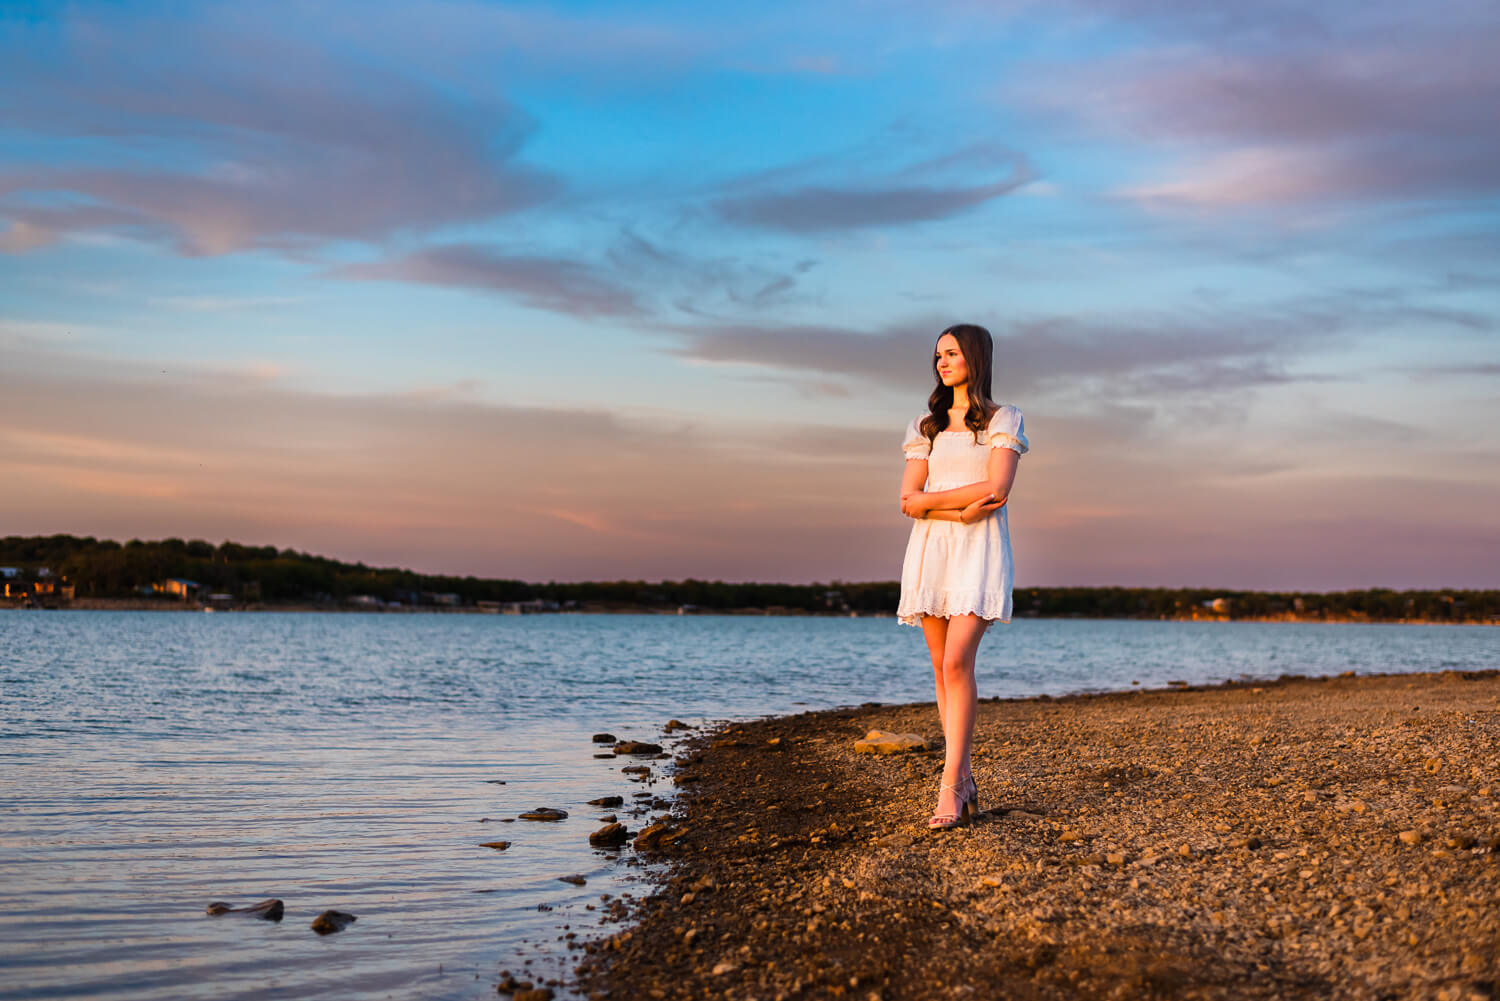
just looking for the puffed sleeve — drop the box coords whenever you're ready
[987,405,1028,454]
[901,415,931,460]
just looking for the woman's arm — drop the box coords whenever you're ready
[898,457,928,508]
[905,447,1020,514]
[923,494,1007,522]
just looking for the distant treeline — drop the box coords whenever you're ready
[1,534,1495,622]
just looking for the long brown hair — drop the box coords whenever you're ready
[919,323,998,442]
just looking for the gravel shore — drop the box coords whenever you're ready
[574,670,1500,1001]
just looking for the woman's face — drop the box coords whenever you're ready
[934,333,969,388]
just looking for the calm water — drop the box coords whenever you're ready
[1,612,1495,1000]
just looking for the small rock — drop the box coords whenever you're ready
[310,910,356,935]
[205,899,283,921]
[853,730,928,755]
[599,813,617,823]
[589,823,630,847]
[1106,853,1126,866]
[1398,830,1423,846]
[591,733,617,743]
[558,875,587,886]
[588,796,624,807]
[613,741,663,756]
[621,765,651,775]
[711,961,737,975]
[1058,830,1082,844]
[634,821,681,852]
[664,719,691,732]
[1229,836,1262,850]
[592,753,613,759]
[1447,833,1477,850]
[518,808,569,822]
[514,989,553,1001]
[479,841,511,850]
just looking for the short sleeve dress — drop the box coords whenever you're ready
[897,405,1029,626]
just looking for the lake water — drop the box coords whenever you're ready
[1,612,1495,1000]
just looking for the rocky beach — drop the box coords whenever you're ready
[573,670,1500,1001]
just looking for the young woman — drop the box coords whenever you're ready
[897,323,1028,830]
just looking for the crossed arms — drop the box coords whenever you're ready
[898,445,1020,524]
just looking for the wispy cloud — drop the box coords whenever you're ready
[0,10,557,255]
[1013,3,1500,209]
[332,244,645,318]
[715,147,1035,232]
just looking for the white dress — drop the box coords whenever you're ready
[897,405,1028,626]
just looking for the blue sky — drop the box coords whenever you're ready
[3,0,1497,587]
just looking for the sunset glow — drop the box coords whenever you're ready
[3,1,1497,588]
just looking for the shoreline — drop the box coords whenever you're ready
[5,601,1494,626]
[572,670,1500,1000]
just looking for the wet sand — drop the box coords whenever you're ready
[573,671,1500,1001]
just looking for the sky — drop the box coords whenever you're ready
[2,0,1497,589]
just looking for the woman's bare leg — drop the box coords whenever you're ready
[936,614,986,816]
[920,616,949,734]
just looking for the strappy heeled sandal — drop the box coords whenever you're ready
[928,782,971,830]
[964,774,980,817]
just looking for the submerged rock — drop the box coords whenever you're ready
[664,719,692,732]
[591,733,617,744]
[558,874,587,885]
[518,808,569,822]
[613,741,663,756]
[480,841,512,850]
[205,899,283,921]
[588,795,624,807]
[853,730,928,754]
[310,909,356,935]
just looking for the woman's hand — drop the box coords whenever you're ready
[900,491,931,519]
[957,493,1006,525]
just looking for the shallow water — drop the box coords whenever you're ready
[0,612,1494,999]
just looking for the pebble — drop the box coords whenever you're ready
[479,841,511,850]
[591,733,616,743]
[558,875,587,886]
[614,741,664,756]
[1398,830,1423,845]
[588,796,624,807]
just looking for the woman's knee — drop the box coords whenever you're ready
[940,657,974,683]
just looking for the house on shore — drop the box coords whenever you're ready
[156,578,200,601]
